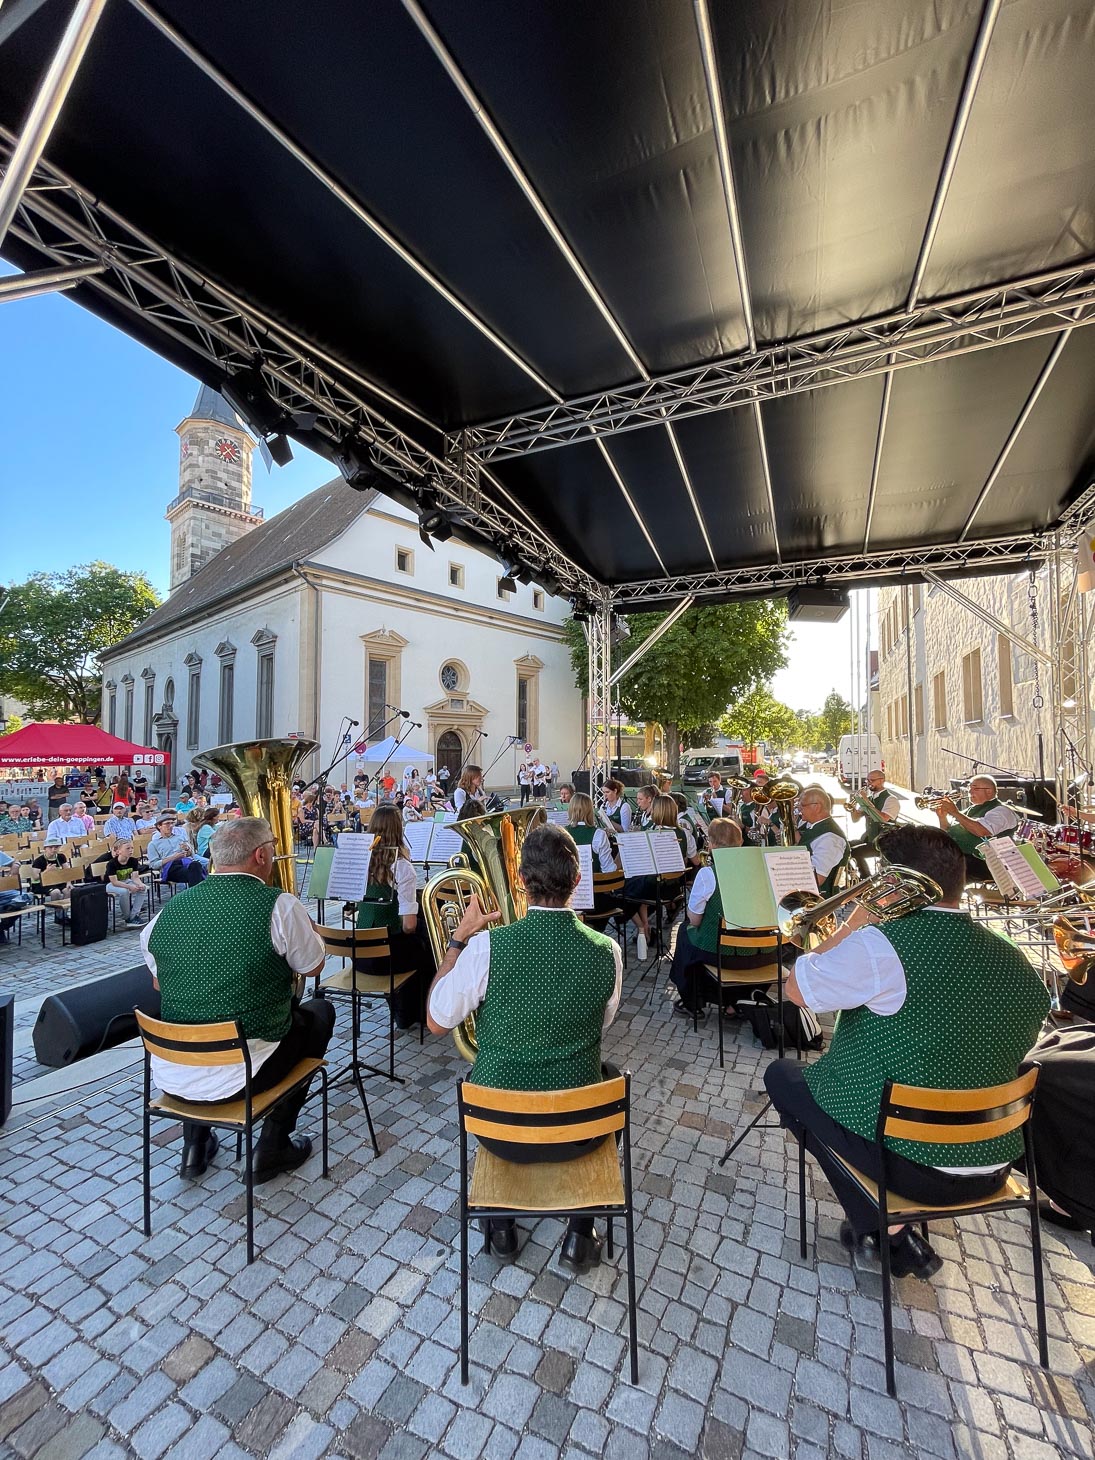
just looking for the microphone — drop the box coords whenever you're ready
[385,703,411,717]
[348,719,360,726]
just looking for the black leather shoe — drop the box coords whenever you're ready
[559,1228,603,1275]
[886,1227,943,1280]
[1039,1200,1088,1232]
[487,1221,519,1262]
[179,1130,219,1179]
[252,1134,312,1185]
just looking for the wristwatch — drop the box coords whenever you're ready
[447,936,467,952]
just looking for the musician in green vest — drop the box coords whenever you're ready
[848,768,901,875]
[141,816,333,1182]
[355,805,432,1028]
[935,774,1020,880]
[795,786,850,896]
[765,824,1048,1279]
[427,823,622,1273]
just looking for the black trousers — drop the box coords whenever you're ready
[669,926,774,1009]
[182,998,336,1152]
[481,1062,621,1239]
[388,927,433,1026]
[163,860,206,888]
[764,1059,1009,1237]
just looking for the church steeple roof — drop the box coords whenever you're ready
[189,383,244,430]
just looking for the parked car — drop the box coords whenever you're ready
[681,749,745,786]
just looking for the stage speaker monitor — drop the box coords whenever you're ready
[0,994,12,1126]
[33,965,160,1069]
[69,882,108,947]
[788,586,850,624]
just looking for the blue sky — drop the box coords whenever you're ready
[0,262,333,597]
[0,261,854,713]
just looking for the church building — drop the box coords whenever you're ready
[100,387,584,790]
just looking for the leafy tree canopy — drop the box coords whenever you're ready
[0,563,159,725]
[818,689,853,750]
[719,686,800,751]
[564,601,789,773]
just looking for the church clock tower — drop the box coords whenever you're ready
[167,385,264,592]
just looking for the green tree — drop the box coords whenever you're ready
[0,714,24,736]
[0,563,159,724]
[818,689,853,750]
[563,601,789,776]
[719,687,800,752]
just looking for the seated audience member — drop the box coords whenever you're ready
[935,774,1020,881]
[8,805,33,838]
[105,841,148,927]
[427,824,622,1271]
[104,801,138,846]
[72,801,95,834]
[175,788,194,814]
[140,816,332,1179]
[135,801,158,831]
[668,818,777,1018]
[195,807,220,862]
[765,825,1050,1279]
[356,804,432,1028]
[795,786,850,895]
[31,837,73,914]
[44,802,79,843]
[147,812,206,888]
[0,802,18,835]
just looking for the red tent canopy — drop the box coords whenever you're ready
[0,723,169,769]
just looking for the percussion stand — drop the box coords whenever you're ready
[718,927,788,1167]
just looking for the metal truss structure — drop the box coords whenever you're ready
[467,263,1095,460]
[585,604,614,797]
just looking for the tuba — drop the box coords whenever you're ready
[192,737,319,894]
[777,864,943,949]
[421,804,546,1061]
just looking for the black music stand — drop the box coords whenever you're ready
[718,925,787,1167]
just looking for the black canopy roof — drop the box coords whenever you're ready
[4,0,1095,604]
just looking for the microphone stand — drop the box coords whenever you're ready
[452,729,484,785]
[373,716,422,795]
[309,717,356,853]
[480,735,518,801]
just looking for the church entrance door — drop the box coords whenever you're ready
[436,731,463,782]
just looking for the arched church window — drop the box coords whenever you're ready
[163,677,175,709]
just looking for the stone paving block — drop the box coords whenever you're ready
[33,1410,105,1460]
[131,1402,192,1460]
[442,1409,493,1460]
[407,1392,457,1444]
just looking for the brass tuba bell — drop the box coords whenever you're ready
[1053,911,1095,985]
[192,737,319,894]
[421,804,546,1061]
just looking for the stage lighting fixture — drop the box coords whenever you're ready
[537,572,562,599]
[419,507,454,543]
[569,595,590,622]
[333,440,375,490]
[267,433,294,468]
[498,573,518,594]
[221,364,287,437]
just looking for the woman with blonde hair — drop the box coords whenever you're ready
[356,803,431,1028]
[625,793,689,959]
[453,764,484,815]
[566,792,616,874]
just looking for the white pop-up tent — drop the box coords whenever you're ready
[353,735,434,767]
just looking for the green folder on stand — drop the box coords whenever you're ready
[307,846,335,900]
[711,846,820,930]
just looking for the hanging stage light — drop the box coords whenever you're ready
[267,433,293,467]
[419,506,454,544]
[221,364,287,437]
[333,439,376,490]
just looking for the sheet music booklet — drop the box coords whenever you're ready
[402,819,465,865]
[326,833,374,902]
[981,837,1059,900]
[615,830,686,877]
[571,843,594,910]
[712,846,818,929]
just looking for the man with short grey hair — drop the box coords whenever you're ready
[796,785,850,897]
[140,816,332,1181]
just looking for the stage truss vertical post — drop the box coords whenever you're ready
[0,0,109,250]
[1049,532,1093,808]
[586,599,614,796]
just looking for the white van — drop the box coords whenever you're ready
[838,733,883,786]
[681,747,744,786]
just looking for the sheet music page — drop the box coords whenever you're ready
[762,848,819,908]
[429,825,465,862]
[571,843,595,910]
[650,829,686,873]
[984,837,1044,899]
[615,832,656,877]
[546,809,570,826]
[326,833,373,902]
[403,820,434,863]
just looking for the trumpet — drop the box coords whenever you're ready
[914,793,951,811]
[776,864,943,948]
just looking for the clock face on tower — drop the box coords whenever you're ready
[214,438,242,465]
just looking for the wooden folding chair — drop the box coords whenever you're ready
[697,923,780,1066]
[796,1069,1047,1396]
[134,1009,330,1264]
[457,1075,639,1384]
[580,868,629,969]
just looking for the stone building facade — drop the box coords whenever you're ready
[876,572,1054,792]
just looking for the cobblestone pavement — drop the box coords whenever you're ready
[2,914,1095,1460]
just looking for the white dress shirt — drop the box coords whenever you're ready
[429,907,623,1033]
[804,827,847,881]
[603,798,631,832]
[687,866,717,917]
[141,875,324,1099]
[972,803,1020,836]
[590,826,617,873]
[44,817,78,842]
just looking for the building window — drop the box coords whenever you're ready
[998,634,1014,717]
[186,669,201,749]
[257,652,275,737]
[932,671,947,730]
[532,590,544,611]
[497,577,515,600]
[122,679,134,742]
[143,677,155,744]
[440,663,460,692]
[517,677,529,743]
[898,694,909,738]
[962,649,983,724]
[514,655,542,746]
[219,661,234,743]
[395,546,414,575]
[367,657,388,736]
[448,563,464,589]
[106,687,117,736]
[914,682,924,736]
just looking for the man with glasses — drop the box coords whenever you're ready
[935,774,1019,881]
[848,769,901,876]
[140,816,332,1182]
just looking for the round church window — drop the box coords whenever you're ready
[440,663,460,692]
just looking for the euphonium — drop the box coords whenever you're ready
[776,864,943,949]
[1052,911,1095,984]
[192,737,318,894]
[421,804,547,1061]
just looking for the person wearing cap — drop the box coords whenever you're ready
[134,801,158,832]
[31,837,73,910]
[147,813,206,888]
[104,803,138,846]
[44,802,79,843]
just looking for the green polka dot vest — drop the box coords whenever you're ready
[471,910,617,1091]
[797,817,850,896]
[804,910,1050,1166]
[356,880,401,934]
[149,875,293,1042]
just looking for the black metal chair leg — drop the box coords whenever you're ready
[1030,1196,1049,1367]
[320,1069,330,1178]
[142,1105,152,1238]
[626,1206,639,1384]
[245,1123,255,1266]
[879,1209,896,1396]
[459,1211,470,1384]
[798,1140,808,1260]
